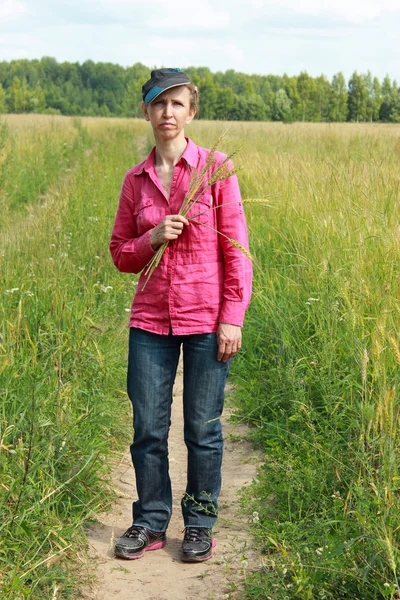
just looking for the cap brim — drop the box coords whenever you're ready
[144,81,191,104]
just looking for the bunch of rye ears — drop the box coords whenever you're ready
[141,134,254,291]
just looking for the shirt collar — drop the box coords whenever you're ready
[180,138,198,169]
[135,137,198,175]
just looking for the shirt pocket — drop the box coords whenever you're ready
[188,193,214,226]
[134,196,165,236]
[185,193,216,246]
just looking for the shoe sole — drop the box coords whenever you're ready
[182,539,216,563]
[115,539,166,560]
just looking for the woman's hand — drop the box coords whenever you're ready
[217,323,242,362]
[150,214,189,249]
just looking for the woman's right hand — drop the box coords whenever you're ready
[150,214,189,249]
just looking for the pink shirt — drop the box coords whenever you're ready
[109,138,252,335]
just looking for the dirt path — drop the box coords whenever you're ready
[81,365,259,600]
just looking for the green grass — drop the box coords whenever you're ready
[219,123,400,599]
[0,115,147,598]
[1,116,399,599]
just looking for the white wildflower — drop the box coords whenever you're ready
[331,491,343,500]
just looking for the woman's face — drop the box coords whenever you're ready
[142,86,196,141]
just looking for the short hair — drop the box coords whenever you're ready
[186,83,199,112]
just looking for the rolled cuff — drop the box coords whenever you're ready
[219,299,247,327]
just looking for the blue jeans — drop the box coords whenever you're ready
[127,327,230,533]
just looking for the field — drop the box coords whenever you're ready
[1,115,399,599]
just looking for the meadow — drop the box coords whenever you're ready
[0,115,399,599]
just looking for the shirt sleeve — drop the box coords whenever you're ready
[109,174,156,274]
[213,158,253,327]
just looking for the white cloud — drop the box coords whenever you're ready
[263,0,400,23]
[148,1,230,29]
[148,38,200,52]
[145,37,244,69]
[0,0,27,20]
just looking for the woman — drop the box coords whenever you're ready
[109,68,252,562]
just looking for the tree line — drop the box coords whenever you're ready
[0,57,399,123]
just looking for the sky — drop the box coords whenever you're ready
[1,0,399,82]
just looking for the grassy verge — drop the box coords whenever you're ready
[223,124,400,599]
[0,116,147,598]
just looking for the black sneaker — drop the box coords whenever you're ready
[181,527,216,562]
[114,525,166,560]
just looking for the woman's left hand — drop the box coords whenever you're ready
[217,323,242,362]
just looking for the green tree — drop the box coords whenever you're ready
[123,79,142,117]
[372,76,381,121]
[348,72,368,122]
[99,104,111,117]
[8,76,24,113]
[314,75,331,121]
[220,69,237,89]
[297,71,315,121]
[40,56,62,86]
[272,89,292,123]
[197,77,218,119]
[258,79,274,116]
[387,81,400,122]
[45,83,66,113]
[28,84,46,113]
[0,83,5,113]
[282,75,301,120]
[330,72,348,121]
[379,75,393,121]
[124,63,148,117]
[0,56,395,122]
[382,74,391,97]
[363,71,378,122]
[241,94,269,121]
[214,86,236,120]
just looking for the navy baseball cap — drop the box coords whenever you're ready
[142,68,192,104]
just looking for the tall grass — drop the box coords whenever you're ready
[191,122,400,599]
[0,116,147,598]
